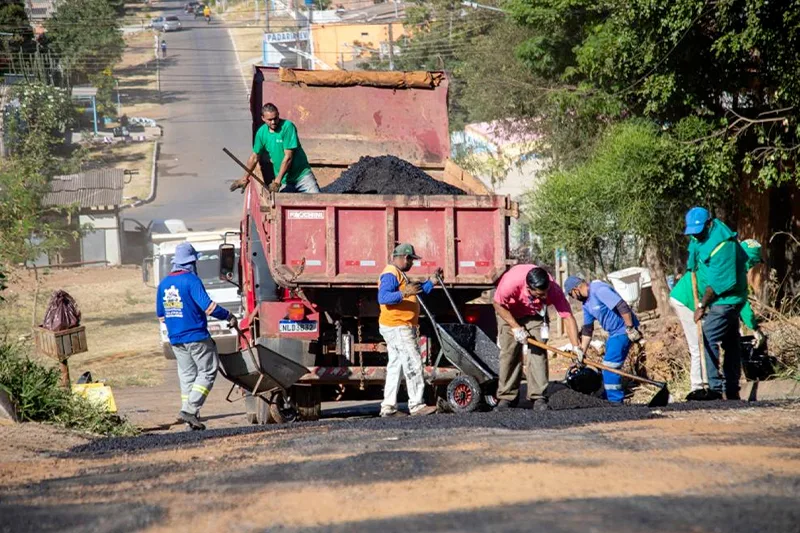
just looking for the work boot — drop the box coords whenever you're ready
[494,399,513,412]
[685,389,722,402]
[531,398,549,412]
[380,409,408,418]
[178,410,206,430]
[410,405,437,416]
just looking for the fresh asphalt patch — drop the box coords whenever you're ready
[66,399,792,458]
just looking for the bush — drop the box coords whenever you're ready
[0,342,138,436]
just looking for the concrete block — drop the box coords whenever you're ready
[741,379,800,401]
[0,389,18,424]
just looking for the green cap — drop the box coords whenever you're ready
[741,239,762,270]
[392,243,420,259]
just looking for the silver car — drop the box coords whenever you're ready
[150,15,182,32]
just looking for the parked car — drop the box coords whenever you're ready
[184,1,200,12]
[150,15,182,32]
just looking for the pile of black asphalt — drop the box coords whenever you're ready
[321,155,465,195]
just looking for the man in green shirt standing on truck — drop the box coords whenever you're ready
[670,238,765,398]
[679,207,750,401]
[230,103,320,193]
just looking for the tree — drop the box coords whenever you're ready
[45,0,124,83]
[1,82,79,271]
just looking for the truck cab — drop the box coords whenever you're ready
[145,229,242,359]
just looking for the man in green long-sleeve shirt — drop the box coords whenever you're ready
[670,238,764,396]
[678,207,750,400]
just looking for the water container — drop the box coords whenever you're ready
[607,267,650,306]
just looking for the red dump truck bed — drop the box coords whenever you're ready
[261,190,518,287]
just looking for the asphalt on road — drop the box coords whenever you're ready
[129,1,251,230]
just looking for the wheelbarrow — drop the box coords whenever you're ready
[217,324,309,422]
[418,276,501,413]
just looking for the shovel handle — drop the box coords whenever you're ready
[223,147,267,188]
[435,273,464,324]
[526,338,666,387]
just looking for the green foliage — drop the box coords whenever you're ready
[504,0,800,185]
[526,120,734,275]
[0,342,138,436]
[45,0,124,82]
[1,82,80,268]
[88,67,118,118]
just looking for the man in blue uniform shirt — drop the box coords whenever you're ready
[564,276,642,403]
[156,242,237,430]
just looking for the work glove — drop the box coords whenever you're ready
[268,180,281,193]
[572,347,585,365]
[401,283,422,297]
[428,267,445,285]
[512,327,529,344]
[229,177,248,192]
[626,326,643,343]
[227,314,238,330]
[753,329,766,350]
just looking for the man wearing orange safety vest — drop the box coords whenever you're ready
[377,243,439,417]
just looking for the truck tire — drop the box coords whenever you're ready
[447,375,482,413]
[255,395,274,425]
[244,393,258,424]
[292,385,321,421]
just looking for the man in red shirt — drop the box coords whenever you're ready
[493,265,581,411]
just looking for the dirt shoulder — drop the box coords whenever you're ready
[1,401,798,532]
[2,266,165,387]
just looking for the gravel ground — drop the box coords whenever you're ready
[3,400,799,533]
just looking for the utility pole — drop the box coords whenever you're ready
[265,0,270,31]
[154,33,161,96]
[387,23,394,71]
[254,0,259,23]
[295,0,303,68]
[307,0,313,69]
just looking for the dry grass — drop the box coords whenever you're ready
[1,267,166,388]
[117,30,165,121]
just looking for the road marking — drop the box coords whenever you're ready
[226,27,250,93]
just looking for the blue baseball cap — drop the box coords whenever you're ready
[684,207,710,235]
[172,242,201,266]
[563,275,584,295]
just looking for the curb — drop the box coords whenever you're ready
[122,140,159,210]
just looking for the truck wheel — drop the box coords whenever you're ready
[244,393,258,424]
[255,395,275,425]
[268,391,298,424]
[447,375,482,413]
[292,385,321,421]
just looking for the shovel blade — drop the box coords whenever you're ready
[647,384,670,407]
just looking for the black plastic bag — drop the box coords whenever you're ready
[42,290,81,331]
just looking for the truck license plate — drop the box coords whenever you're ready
[278,320,318,333]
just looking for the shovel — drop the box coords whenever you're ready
[527,338,670,407]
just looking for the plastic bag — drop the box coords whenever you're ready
[42,290,81,331]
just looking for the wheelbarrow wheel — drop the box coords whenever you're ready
[447,375,482,413]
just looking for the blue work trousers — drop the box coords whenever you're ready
[602,334,631,403]
[701,304,742,398]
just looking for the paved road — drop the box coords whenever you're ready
[130,0,251,230]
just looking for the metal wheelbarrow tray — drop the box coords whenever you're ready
[218,339,308,396]
[436,323,500,384]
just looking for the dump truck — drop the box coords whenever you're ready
[220,68,518,423]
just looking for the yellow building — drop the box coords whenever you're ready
[311,22,405,69]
